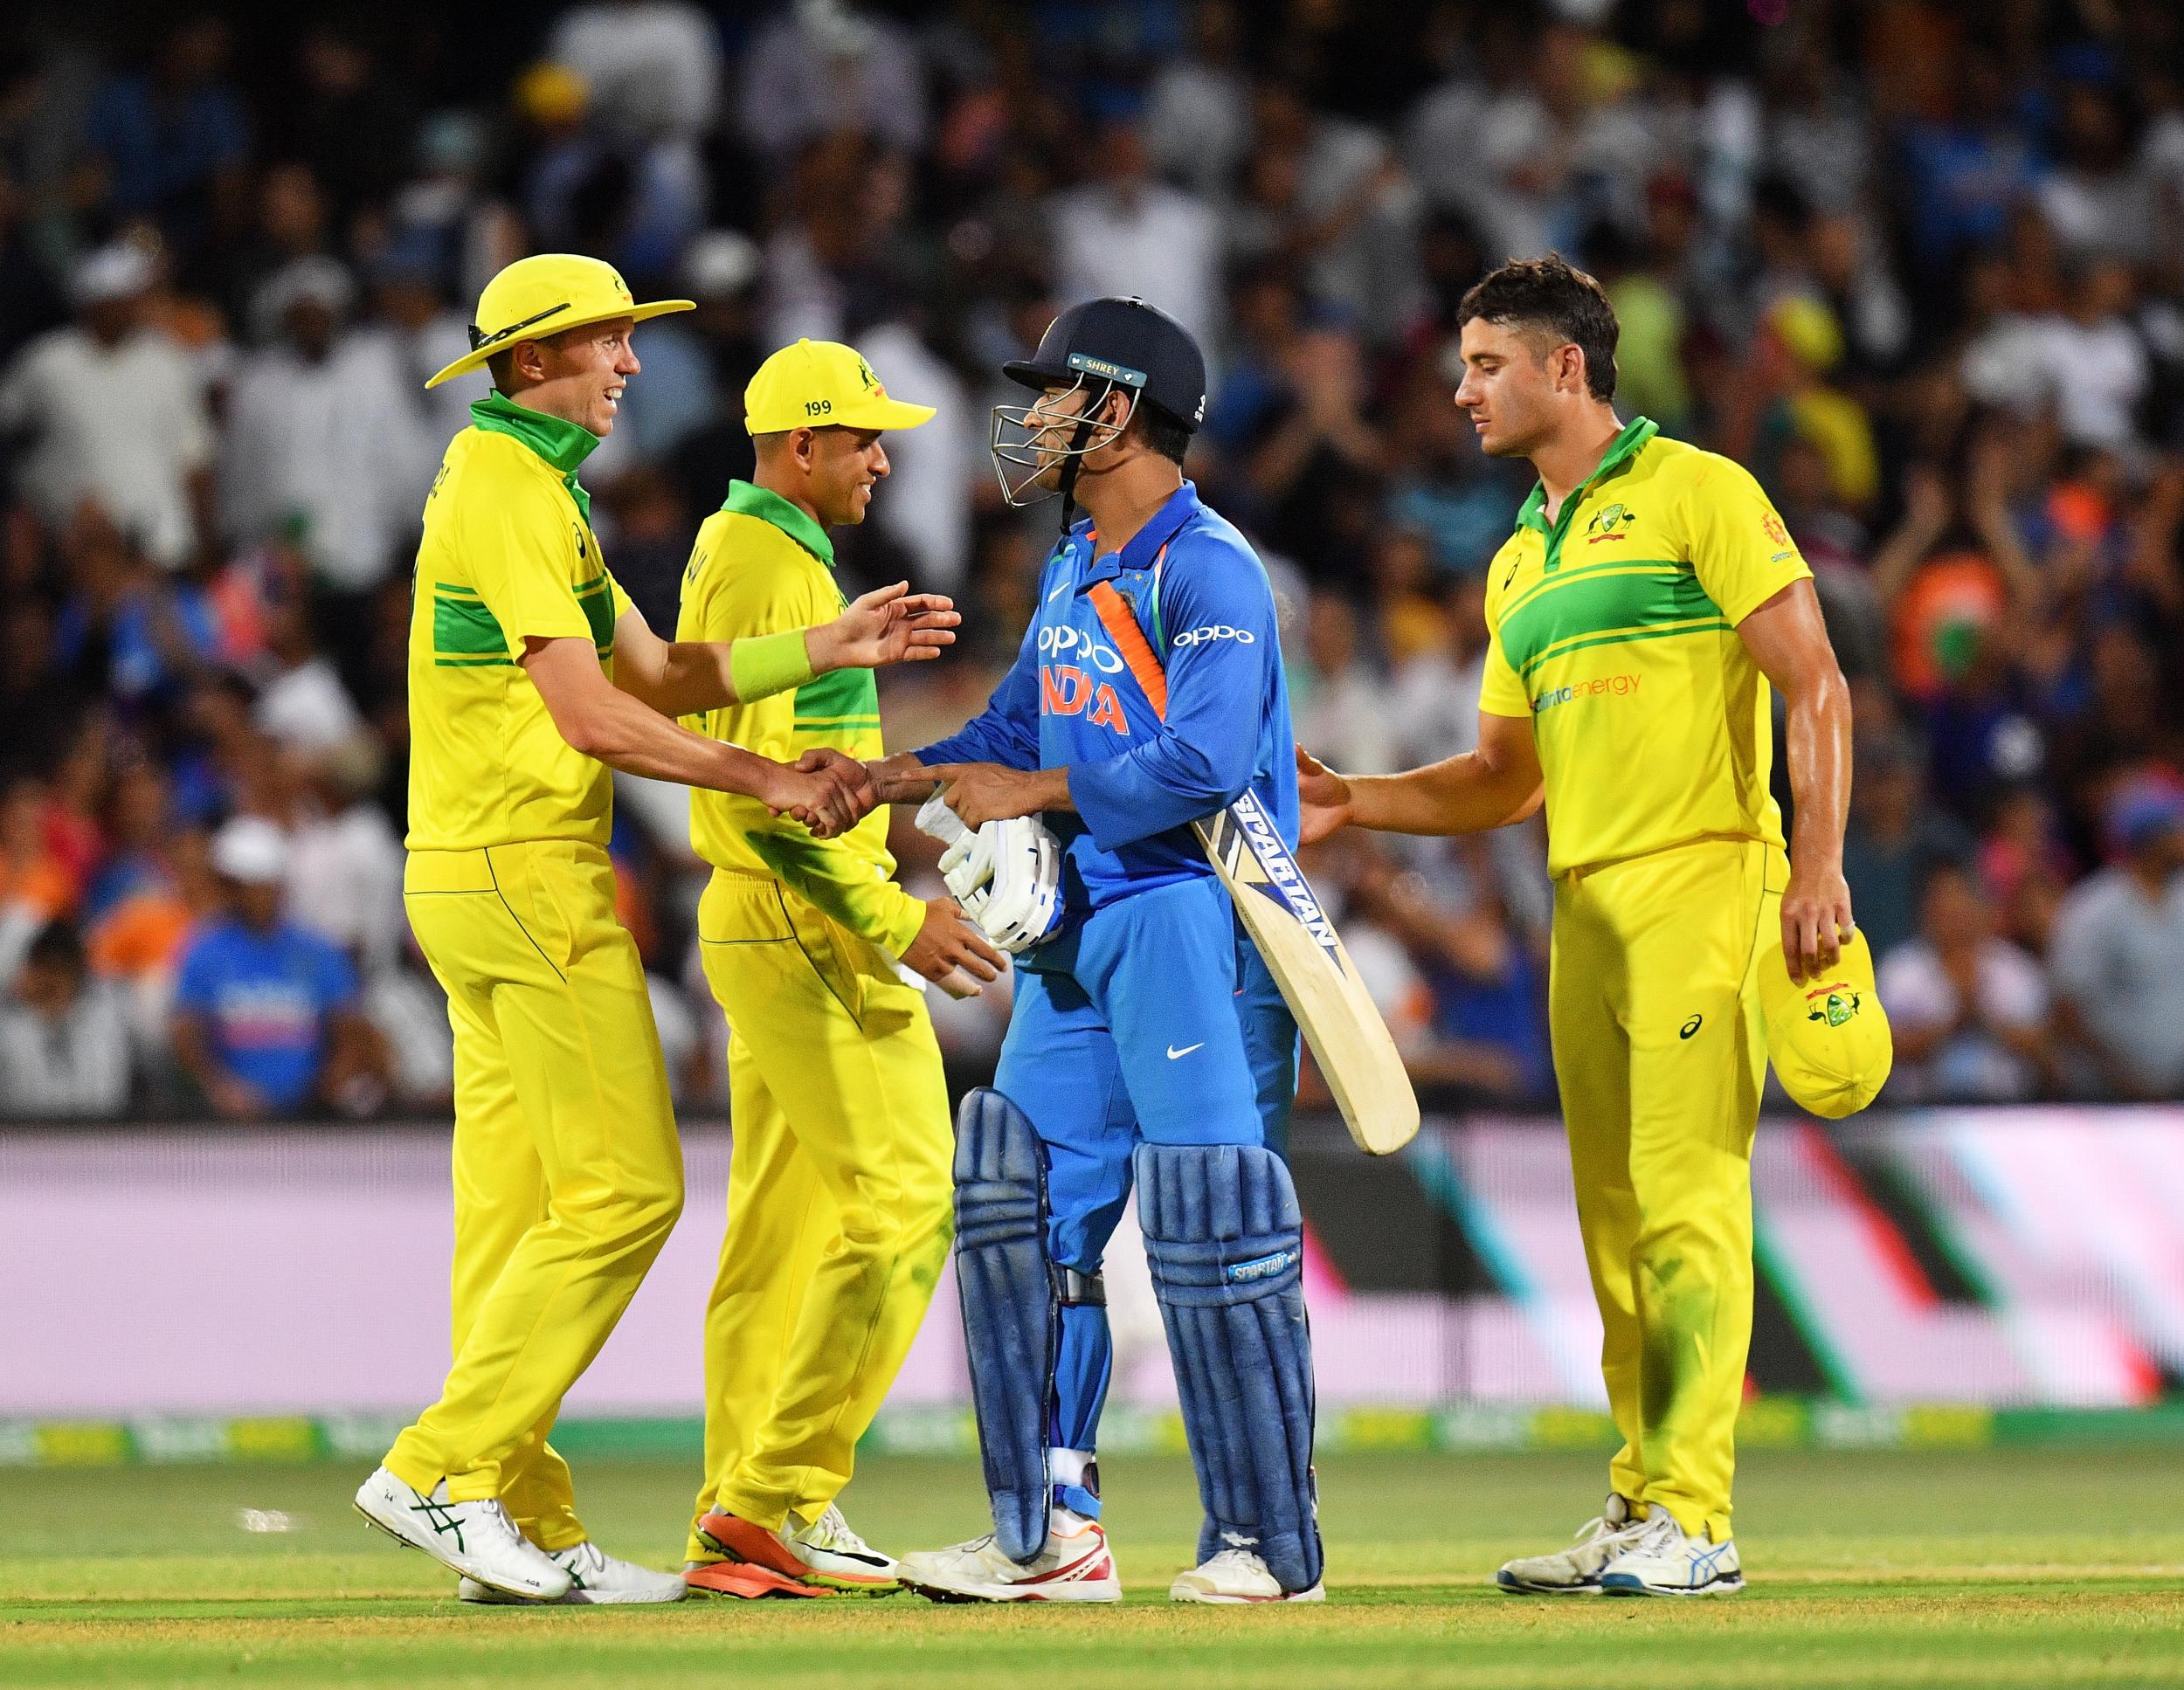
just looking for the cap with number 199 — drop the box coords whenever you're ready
[743,339,936,435]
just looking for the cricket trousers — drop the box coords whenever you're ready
[1549,835,1784,1543]
[386,841,684,1545]
[685,870,953,1558]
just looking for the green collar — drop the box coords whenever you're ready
[1515,416,1659,567]
[721,480,834,567]
[471,393,600,523]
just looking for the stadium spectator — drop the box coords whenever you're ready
[0,242,215,569]
[2049,782,2184,1097]
[1291,591,1397,778]
[0,921,133,1117]
[1842,732,1974,962]
[1,2,2183,1113]
[1049,112,1221,355]
[169,816,379,1119]
[219,256,434,597]
[1879,863,2056,1103]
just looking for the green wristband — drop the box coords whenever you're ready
[729,629,817,701]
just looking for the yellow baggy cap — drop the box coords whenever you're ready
[425,252,694,390]
[744,338,937,435]
[1759,926,1893,1119]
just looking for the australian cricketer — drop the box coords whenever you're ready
[676,339,999,1599]
[352,255,951,1604]
[1297,256,1856,1597]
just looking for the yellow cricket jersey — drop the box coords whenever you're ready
[1478,417,1812,877]
[405,394,632,852]
[679,481,923,955]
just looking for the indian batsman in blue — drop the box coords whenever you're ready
[872,296,1323,1604]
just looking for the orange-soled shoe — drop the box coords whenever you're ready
[697,1506,900,1596]
[681,1558,829,1598]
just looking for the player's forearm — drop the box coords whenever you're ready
[1781,666,1852,873]
[561,682,791,799]
[1347,755,1542,837]
[623,630,826,717]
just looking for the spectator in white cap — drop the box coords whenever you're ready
[0,240,216,569]
[169,815,384,1119]
[220,254,436,601]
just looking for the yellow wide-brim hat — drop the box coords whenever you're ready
[1759,925,1893,1120]
[743,338,937,434]
[425,252,694,390]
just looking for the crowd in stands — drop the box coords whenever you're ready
[4,0,2184,1119]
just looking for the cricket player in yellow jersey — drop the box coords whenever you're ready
[1298,257,1870,1597]
[674,340,1005,1598]
[353,257,957,1605]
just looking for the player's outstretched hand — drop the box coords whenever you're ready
[1296,743,1353,845]
[819,582,960,671]
[1780,858,1854,984]
[900,895,1006,996]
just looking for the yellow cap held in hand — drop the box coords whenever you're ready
[744,338,937,435]
[425,252,694,390]
[1759,926,1892,1120]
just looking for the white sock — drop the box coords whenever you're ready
[1048,1446,1096,1535]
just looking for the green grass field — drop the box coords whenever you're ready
[4,1447,2181,1687]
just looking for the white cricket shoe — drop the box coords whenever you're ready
[353,1466,571,1600]
[1598,1508,1744,1597]
[458,1539,688,1604]
[1171,1545,1325,1604]
[1495,1493,1649,1595]
[784,1504,900,1589]
[898,1521,1121,1604]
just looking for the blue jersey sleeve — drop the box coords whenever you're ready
[916,608,1041,771]
[1069,541,1276,852]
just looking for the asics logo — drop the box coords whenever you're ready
[1174,624,1254,646]
[1037,624,1123,673]
[409,1491,467,1554]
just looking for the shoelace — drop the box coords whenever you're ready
[799,1506,878,1556]
[1199,1548,1265,1576]
[1573,1509,1648,1546]
[554,1541,609,1576]
[460,1498,533,1556]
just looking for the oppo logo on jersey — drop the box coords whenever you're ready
[1174,624,1255,646]
[1037,624,1124,673]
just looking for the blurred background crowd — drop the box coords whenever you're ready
[4,0,2184,1121]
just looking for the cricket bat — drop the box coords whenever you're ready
[1191,794,1420,1156]
[1082,576,1418,1155]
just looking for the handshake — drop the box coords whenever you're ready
[755,751,1063,1003]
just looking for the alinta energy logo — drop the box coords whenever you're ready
[1532,672,1643,714]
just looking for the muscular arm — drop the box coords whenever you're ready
[523,636,864,832]
[1737,578,1855,980]
[1300,709,1543,843]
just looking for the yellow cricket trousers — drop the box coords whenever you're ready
[386,841,683,1538]
[685,870,952,1557]
[1549,835,1783,1542]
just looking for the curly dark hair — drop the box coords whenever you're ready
[1456,254,1620,402]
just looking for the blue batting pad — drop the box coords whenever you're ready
[954,1087,1057,1563]
[1135,1142,1324,1593]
